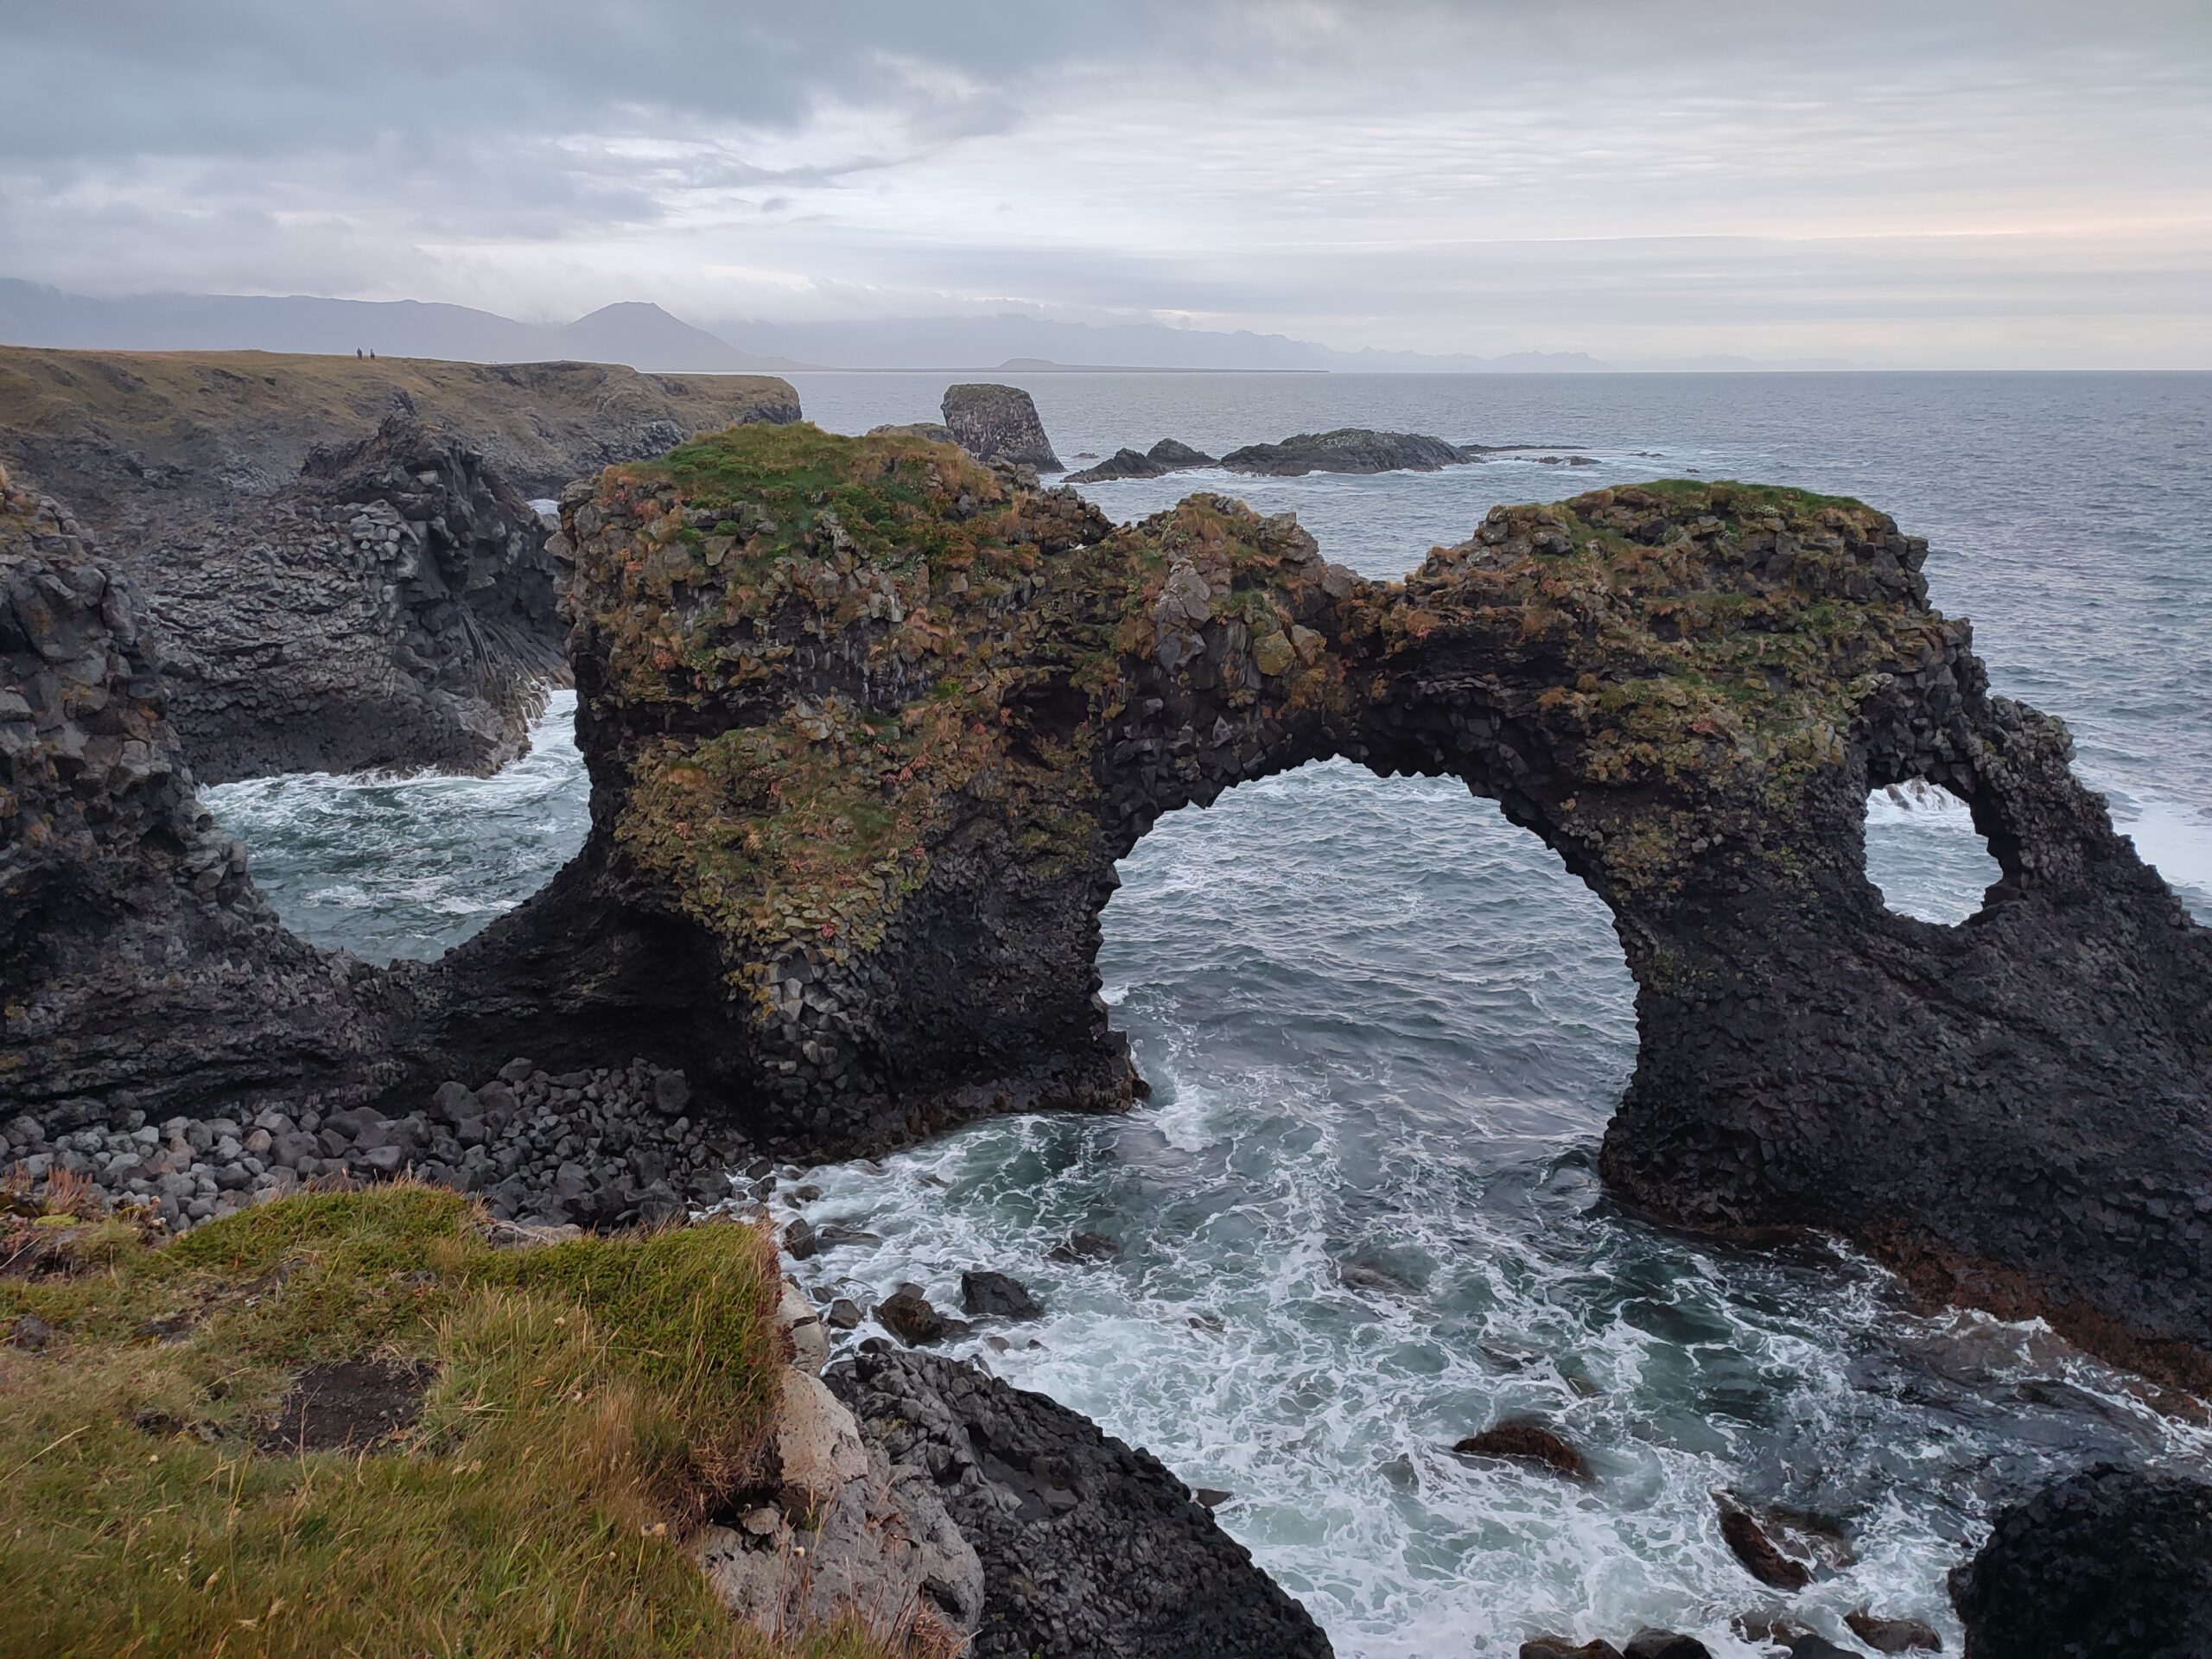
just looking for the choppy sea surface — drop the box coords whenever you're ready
[206,372,2212,1656]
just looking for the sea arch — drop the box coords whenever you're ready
[417,423,2212,1387]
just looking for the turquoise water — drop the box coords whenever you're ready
[207,372,2212,1656]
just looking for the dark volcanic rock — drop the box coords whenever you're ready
[149,413,566,782]
[962,1269,1044,1320]
[1718,1492,1814,1591]
[1522,1642,1626,1659]
[1147,438,1216,468]
[1067,447,1167,483]
[877,1284,963,1345]
[1452,1420,1592,1480]
[1625,1634,1713,1659]
[1219,427,1466,475]
[1949,1464,2212,1658]
[1845,1610,1941,1653]
[941,383,1063,472]
[829,1346,1332,1658]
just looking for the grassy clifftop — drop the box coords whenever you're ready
[0,346,801,511]
[0,1184,888,1659]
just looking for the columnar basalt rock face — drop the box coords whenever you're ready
[149,413,566,781]
[0,346,801,781]
[1949,1465,2212,1656]
[427,422,2212,1386]
[0,472,398,1127]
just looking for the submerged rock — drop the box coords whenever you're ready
[1624,1634,1713,1659]
[1949,1464,2212,1657]
[829,1346,1332,1657]
[1717,1492,1815,1591]
[1452,1420,1592,1481]
[1522,1640,1626,1659]
[877,1284,963,1346]
[1845,1610,1941,1653]
[941,383,1063,472]
[1218,428,1467,474]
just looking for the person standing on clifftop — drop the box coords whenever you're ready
[356,347,363,359]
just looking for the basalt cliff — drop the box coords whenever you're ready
[8,417,2212,1398]
[0,346,799,780]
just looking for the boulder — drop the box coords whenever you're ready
[1452,1420,1592,1480]
[1624,1634,1711,1659]
[961,1269,1045,1320]
[1522,1642,1625,1659]
[1845,1609,1941,1652]
[941,383,1063,472]
[1949,1464,2212,1657]
[1716,1492,1815,1591]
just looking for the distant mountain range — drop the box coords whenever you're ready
[0,279,1853,374]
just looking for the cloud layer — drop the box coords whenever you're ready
[4,0,2207,365]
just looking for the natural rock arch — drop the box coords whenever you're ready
[403,423,2211,1386]
[6,424,2209,1390]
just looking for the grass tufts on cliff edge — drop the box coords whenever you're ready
[0,1184,893,1659]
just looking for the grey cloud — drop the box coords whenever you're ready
[0,0,2205,364]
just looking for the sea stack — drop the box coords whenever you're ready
[941,382,1065,472]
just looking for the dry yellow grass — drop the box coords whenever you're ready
[0,1183,899,1659]
[0,343,799,510]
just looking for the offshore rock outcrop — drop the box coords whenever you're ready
[150,413,565,781]
[1948,1465,2212,1656]
[942,383,1063,472]
[829,1346,1332,1658]
[421,422,2212,1387]
[0,470,397,1126]
[1066,447,1168,483]
[1219,427,1467,474]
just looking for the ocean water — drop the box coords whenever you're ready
[205,372,2212,1656]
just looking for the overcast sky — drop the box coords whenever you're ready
[4,1,2207,365]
